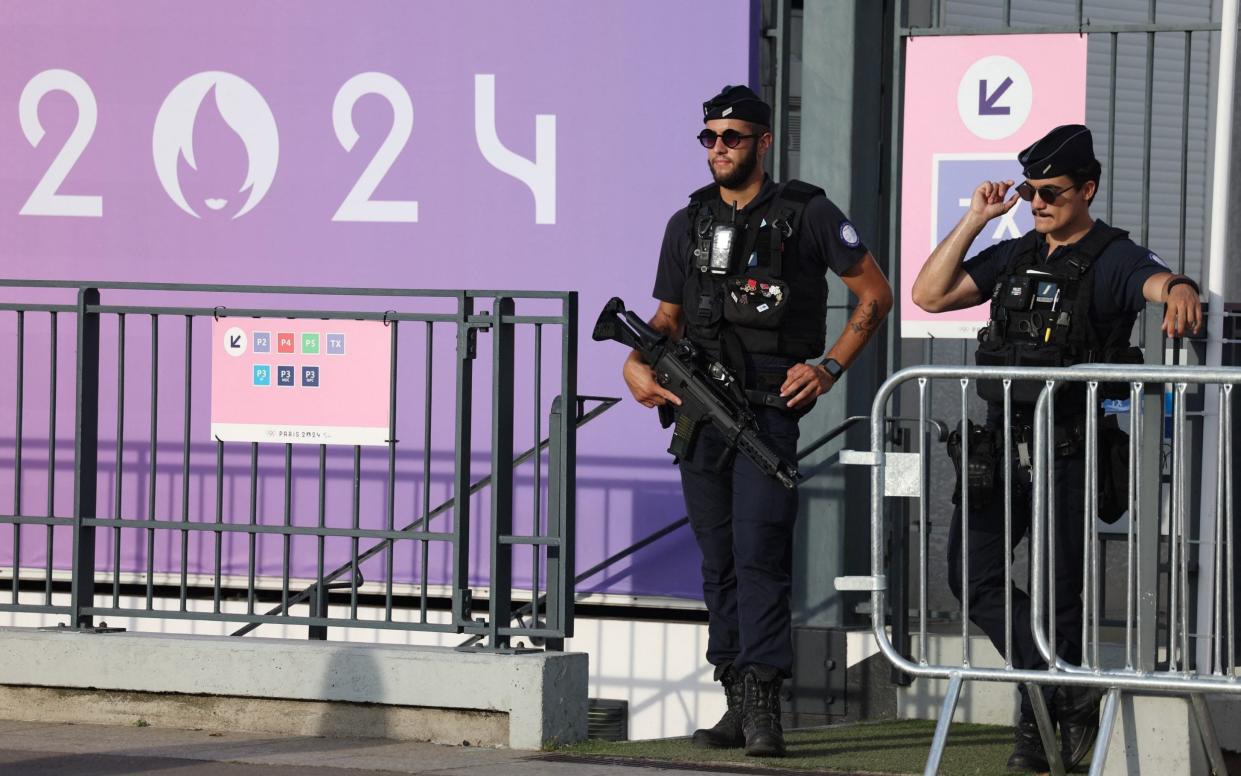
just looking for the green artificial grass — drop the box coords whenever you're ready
[556,719,1019,775]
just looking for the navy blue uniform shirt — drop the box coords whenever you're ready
[652,176,867,304]
[963,219,1167,331]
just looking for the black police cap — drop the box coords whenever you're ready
[1018,124,1096,179]
[702,84,771,127]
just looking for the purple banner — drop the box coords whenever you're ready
[0,1,756,601]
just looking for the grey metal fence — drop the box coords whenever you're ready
[838,355,1240,775]
[0,280,586,651]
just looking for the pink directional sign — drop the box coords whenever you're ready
[900,34,1087,337]
[211,318,392,445]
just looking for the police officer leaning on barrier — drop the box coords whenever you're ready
[621,85,892,757]
[911,124,1202,773]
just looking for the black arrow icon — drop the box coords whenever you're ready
[229,335,242,349]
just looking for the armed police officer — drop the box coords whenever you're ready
[621,85,892,757]
[911,124,1202,773]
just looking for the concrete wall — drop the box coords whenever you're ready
[0,598,890,741]
[0,626,586,750]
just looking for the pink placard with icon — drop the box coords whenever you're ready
[899,33,1087,337]
[211,318,392,445]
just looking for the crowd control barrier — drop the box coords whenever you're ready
[837,363,1241,776]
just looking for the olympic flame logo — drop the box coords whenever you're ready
[152,71,279,219]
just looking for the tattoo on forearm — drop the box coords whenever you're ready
[849,300,880,340]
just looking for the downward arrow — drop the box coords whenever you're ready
[229,335,242,348]
[978,77,1013,115]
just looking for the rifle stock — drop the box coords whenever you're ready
[592,297,799,489]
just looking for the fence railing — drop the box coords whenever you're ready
[0,280,580,651]
[838,362,1240,776]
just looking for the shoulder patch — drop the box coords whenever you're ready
[838,221,861,249]
[1148,251,1168,268]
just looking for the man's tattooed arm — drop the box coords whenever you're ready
[816,255,892,374]
[848,299,881,342]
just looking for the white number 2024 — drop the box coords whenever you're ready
[17,69,556,224]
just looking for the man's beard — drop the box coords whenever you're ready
[709,147,758,189]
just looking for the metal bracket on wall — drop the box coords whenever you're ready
[40,622,125,634]
[784,627,848,726]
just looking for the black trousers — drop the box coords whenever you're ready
[679,405,801,676]
[947,445,1087,683]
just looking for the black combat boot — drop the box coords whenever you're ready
[1007,685,1056,772]
[740,664,786,757]
[1006,714,1050,773]
[1055,685,1102,770]
[691,663,745,748]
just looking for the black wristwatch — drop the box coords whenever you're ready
[816,357,844,382]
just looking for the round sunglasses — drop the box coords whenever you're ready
[1015,180,1081,203]
[697,128,760,149]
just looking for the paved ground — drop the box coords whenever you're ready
[0,720,762,776]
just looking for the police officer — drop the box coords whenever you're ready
[622,85,892,757]
[911,124,1202,772]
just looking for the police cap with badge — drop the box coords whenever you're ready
[1017,123,1095,180]
[701,84,771,126]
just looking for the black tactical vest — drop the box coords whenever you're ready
[974,223,1142,404]
[681,180,829,367]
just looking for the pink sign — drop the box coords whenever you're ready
[900,34,1087,337]
[211,318,392,445]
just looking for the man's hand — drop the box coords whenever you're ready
[969,179,1021,221]
[780,362,833,410]
[623,354,681,408]
[1162,283,1203,337]
[910,184,1002,313]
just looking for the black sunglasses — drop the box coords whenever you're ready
[1015,180,1080,203]
[697,128,760,149]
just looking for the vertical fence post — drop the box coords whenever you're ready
[70,287,101,629]
[546,293,578,646]
[452,294,476,631]
[545,396,566,651]
[487,297,515,650]
[1137,306,1163,671]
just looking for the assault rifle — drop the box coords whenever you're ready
[592,297,799,489]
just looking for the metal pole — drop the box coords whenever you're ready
[1138,310,1163,672]
[769,0,792,181]
[487,298,515,650]
[1196,0,1239,672]
[69,288,100,629]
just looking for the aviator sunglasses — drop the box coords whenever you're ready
[697,128,760,149]
[1015,180,1081,204]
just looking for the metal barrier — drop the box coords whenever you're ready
[838,363,1241,776]
[0,280,582,651]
